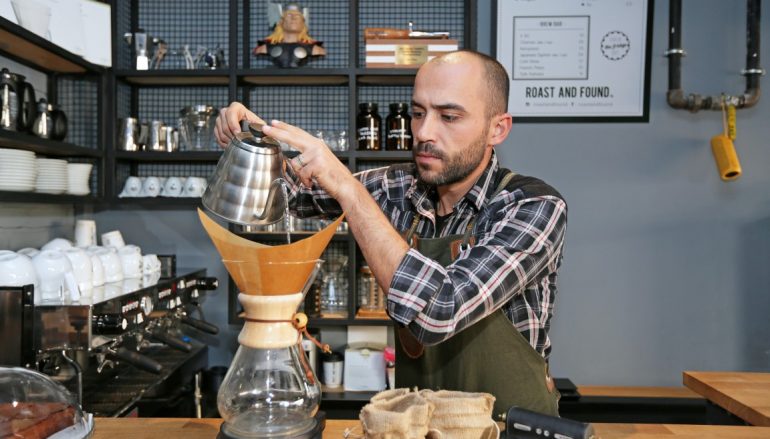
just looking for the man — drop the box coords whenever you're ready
[215,50,567,418]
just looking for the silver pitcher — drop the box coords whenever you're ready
[202,124,287,226]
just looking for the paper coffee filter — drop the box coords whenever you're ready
[197,208,344,263]
[198,208,343,295]
[224,259,321,295]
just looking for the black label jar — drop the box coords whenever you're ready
[385,102,412,151]
[357,102,381,150]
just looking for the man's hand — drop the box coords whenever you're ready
[214,102,266,148]
[262,119,356,199]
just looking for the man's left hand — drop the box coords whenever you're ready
[262,120,355,200]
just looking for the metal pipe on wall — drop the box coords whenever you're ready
[666,0,764,112]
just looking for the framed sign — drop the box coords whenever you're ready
[493,0,654,122]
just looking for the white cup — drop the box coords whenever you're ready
[122,277,141,294]
[0,251,38,290]
[74,220,97,248]
[119,176,142,197]
[118,245,143,279]
[142,271,161,287]
[163,177,183,197]
[183,176,206,198]
[17,247,40,258]
[141,176,161,197]
[94,248,124,283]
[63,247,93,296]
[142,254,161,274]
[89,252,105,287]
[101,230,126,249]
[32,250,76,302]
[41,238,74,251]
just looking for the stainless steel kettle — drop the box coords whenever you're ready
[0,68,36,132]
[202,124,287,226]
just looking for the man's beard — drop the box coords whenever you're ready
[413,128,488,186]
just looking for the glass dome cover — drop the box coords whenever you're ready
[0,367,93,439]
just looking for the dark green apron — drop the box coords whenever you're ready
[395,171,560,419]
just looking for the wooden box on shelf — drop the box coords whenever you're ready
[365,39,459,68]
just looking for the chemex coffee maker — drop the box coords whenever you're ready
[199,125,344,438]
[1,67,36,132]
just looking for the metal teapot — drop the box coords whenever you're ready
[202,123,287,226]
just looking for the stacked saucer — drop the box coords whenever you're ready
[67,163,93,195]
[0,148,37,192]
[35,158,69,194]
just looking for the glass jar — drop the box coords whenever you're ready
[320,256,348,317]
[356,102,381,150]
[385,102,412,151]
[359,265,384,312]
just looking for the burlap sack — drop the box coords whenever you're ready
[359,390,435,439]
[419,390,498,439]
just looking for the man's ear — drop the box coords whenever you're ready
[488,113,513,145]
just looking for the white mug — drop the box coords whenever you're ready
[142,271,161,287]
[323,359,343,388]
[141,176,161,197]
[119,176,142,197]
[89,252,105,287]
[142,254,161,274]
[101,230,126,249]
[74,219,97,248]
[163,176,183,197]
[17,247,40,258]
[118,245,143,279]
[41,237,73,251]
[0,251,38,290]
[63,247,93,296]
[31,250,76,302]
[183,176,206,197]
[94,248,124,283]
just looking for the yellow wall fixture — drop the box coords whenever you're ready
[710,134,742,181]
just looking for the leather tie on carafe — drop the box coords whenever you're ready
[241,311,331,385]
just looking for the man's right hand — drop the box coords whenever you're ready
[214,102,266,148]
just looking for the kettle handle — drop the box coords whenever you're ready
[17,81,36,132]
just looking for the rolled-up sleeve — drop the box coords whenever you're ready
[388,195,567,346]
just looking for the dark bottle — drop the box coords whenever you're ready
[385,102,412,151]
[357,102,381,150]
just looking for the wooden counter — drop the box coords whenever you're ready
[683,371,770,426]
[92,417,770,438]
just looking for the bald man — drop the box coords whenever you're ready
[215,50,567,418]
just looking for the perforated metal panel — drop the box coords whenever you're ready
[359,0,466,66]
[248,0,349,69]
[134,0,231,70]
[56,77,99,150]
[116,1,132,70]
[116,82,132,119]
[247,86,348,132]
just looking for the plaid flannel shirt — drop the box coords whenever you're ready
[285,152,567,359]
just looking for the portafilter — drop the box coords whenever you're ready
[202,123,287,226]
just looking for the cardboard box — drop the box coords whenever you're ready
[365,39,459,68]
[343,342,387,391]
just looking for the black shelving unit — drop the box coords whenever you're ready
[109,0,475,329]
[0,17,107,202]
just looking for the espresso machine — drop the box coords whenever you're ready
[0,266,220,417]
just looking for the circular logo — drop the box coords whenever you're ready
[600,31,630,61]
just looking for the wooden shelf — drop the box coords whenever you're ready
[115,150,223,162]
[0,17,103,74]
[0,130,102,157]
[115,70,229,86]
[356,68,418,86]
[0,191,99,204]
[238,68,349,86]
